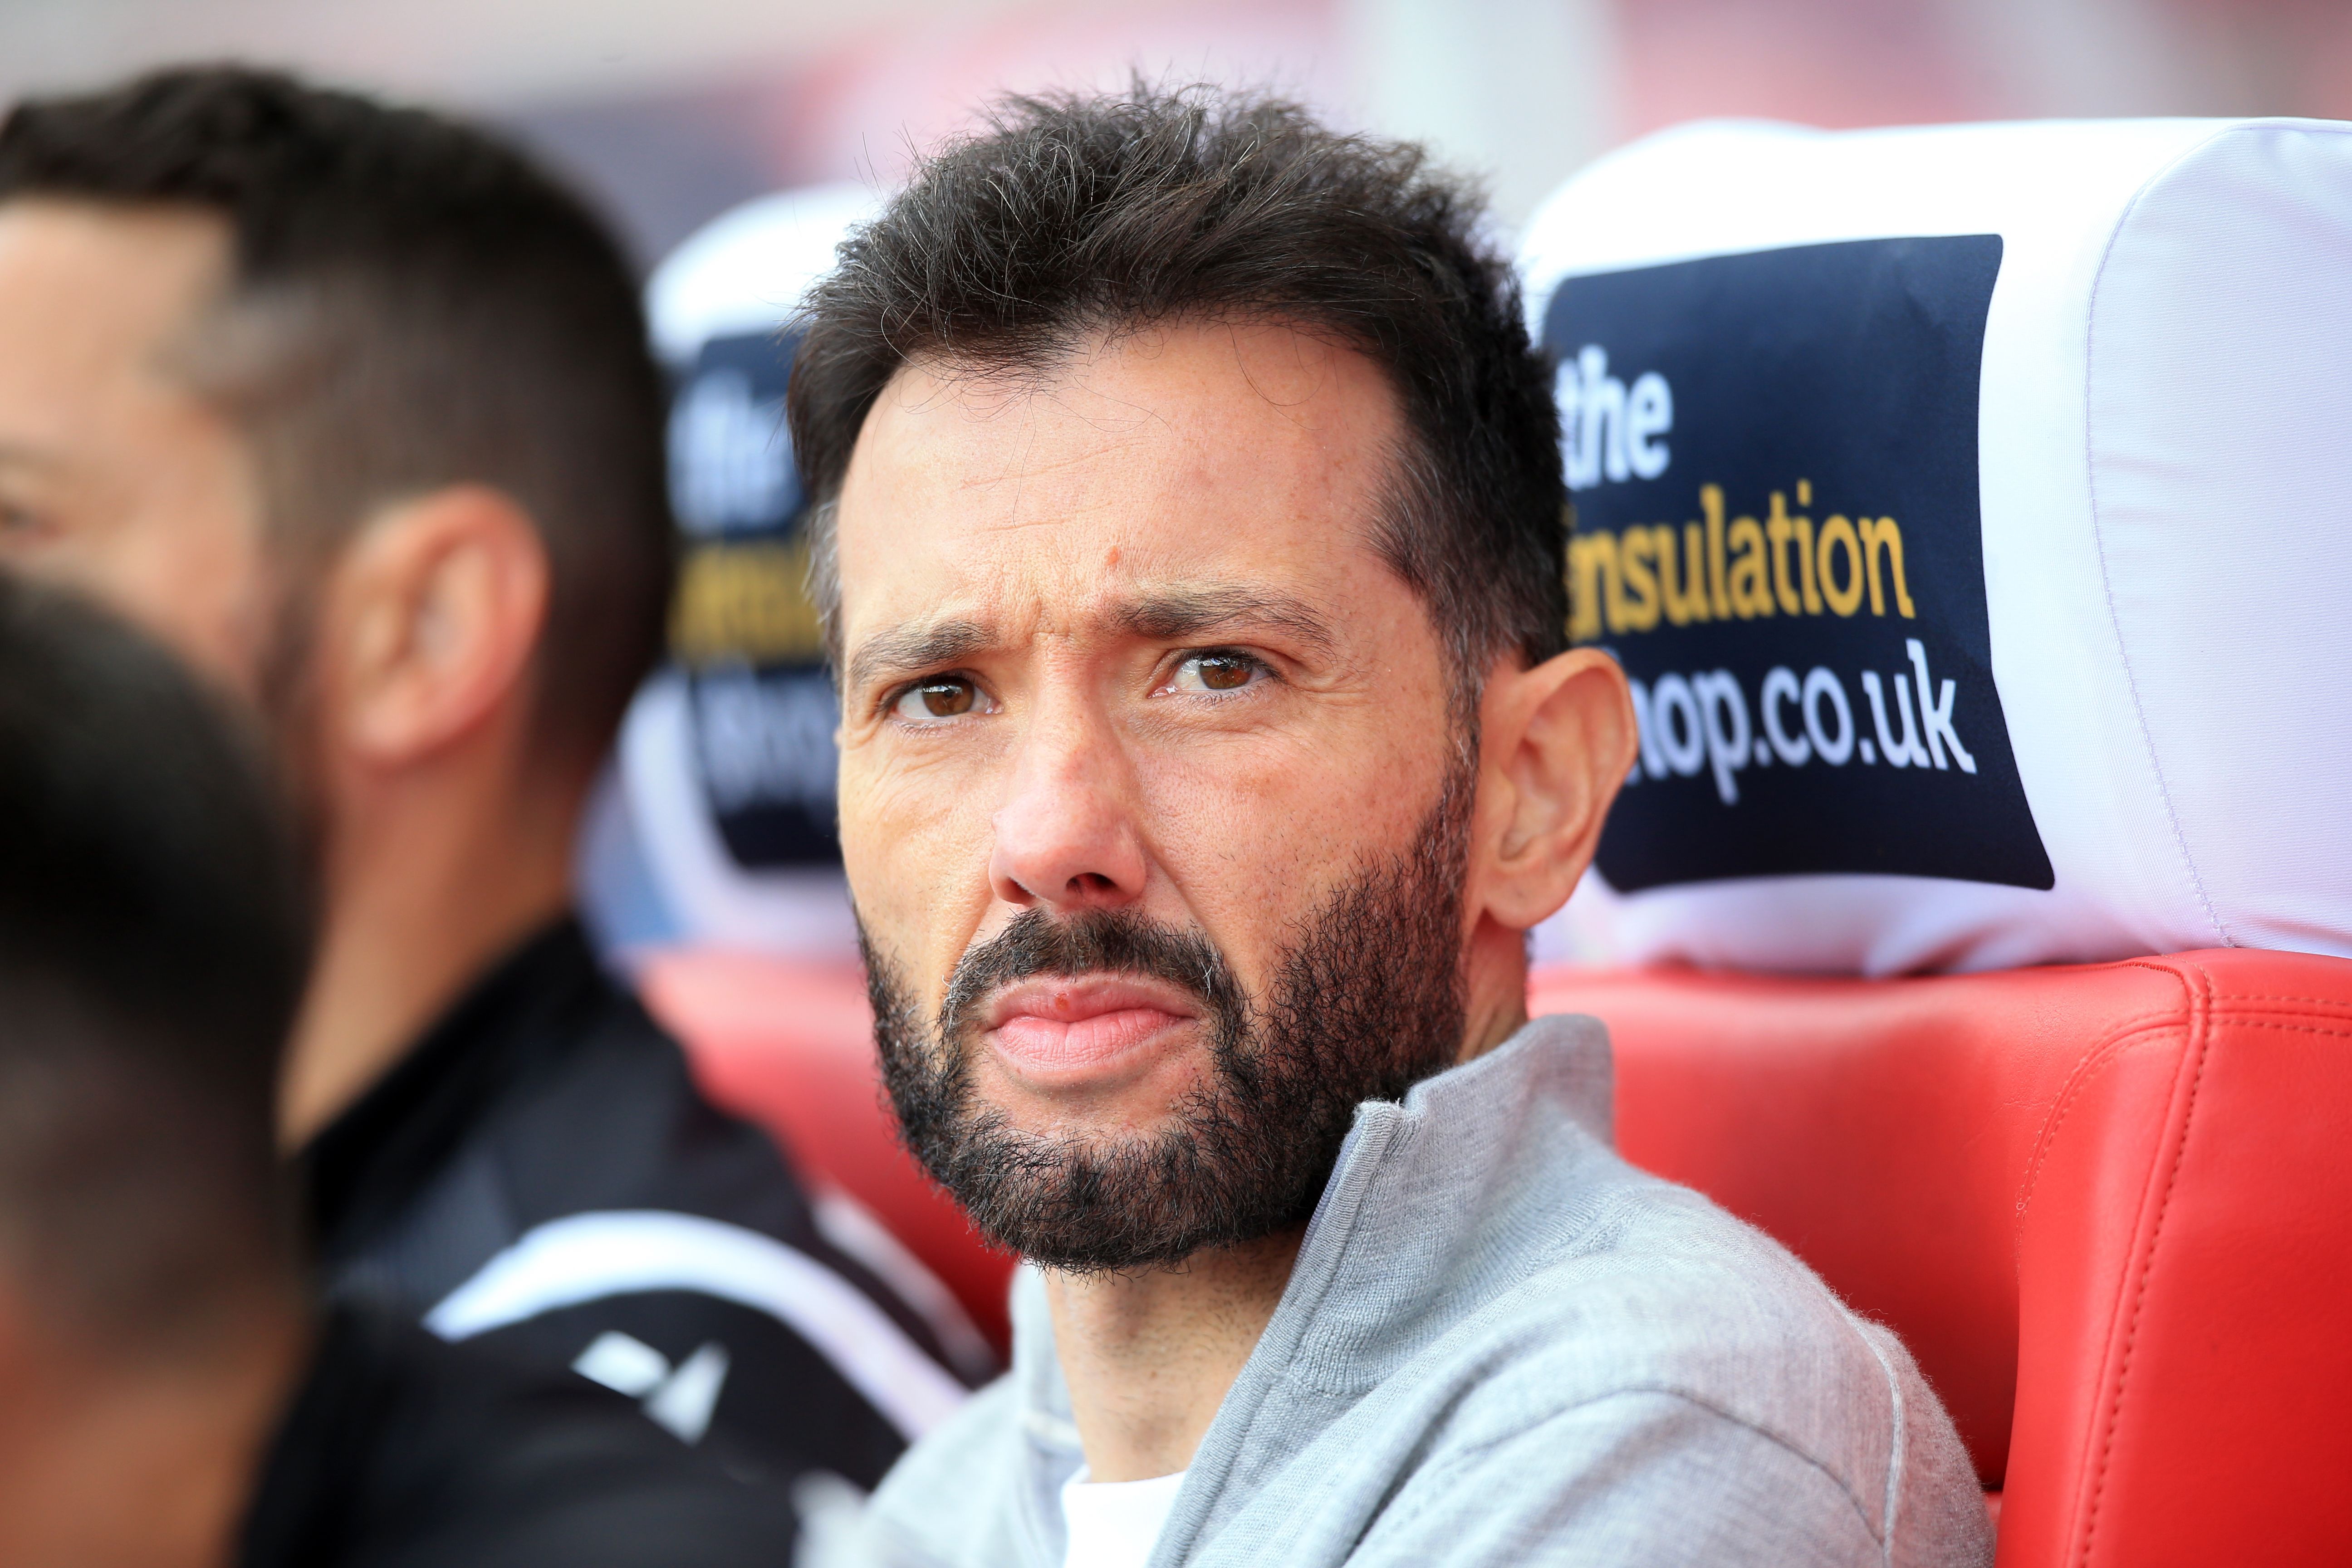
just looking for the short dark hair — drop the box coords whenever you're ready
[0,576,310,1351]
[0,66,673,770]
[788,82,1568,699]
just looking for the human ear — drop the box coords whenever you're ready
[321,485,549,768]
[1470,647,1639,931]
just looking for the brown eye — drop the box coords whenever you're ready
[1175,652,1261,694]
[890,677,982,721]
[919,678,975,716]
[1198,656,1251,690]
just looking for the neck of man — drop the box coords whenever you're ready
[1043,921,1534,1482]
[1043,1226,1306,1483]
[278,735,584,1148]
[1459,916,1534,1064]
[0,1290,311,1568]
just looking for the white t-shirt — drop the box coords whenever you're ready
[1059,1466,1189,1568]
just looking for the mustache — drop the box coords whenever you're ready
[938,906,1248,1044]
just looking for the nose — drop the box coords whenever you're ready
[987,698,1147,913]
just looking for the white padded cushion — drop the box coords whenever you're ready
[580,186,875,957]
[1521,118,2352,975]
[646,182,879,366]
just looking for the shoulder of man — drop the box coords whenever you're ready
[1288,1174,1991,1566]
[1415,1177,1921,1459]
[245,1305,798,1568]
[361,946,980,1489]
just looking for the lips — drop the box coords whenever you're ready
[981,975,1199,1078]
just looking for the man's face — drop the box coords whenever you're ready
[834,322,1476,1268]
[0,201,271,693]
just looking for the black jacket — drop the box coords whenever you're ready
[300,918,987,1493]
[242,1304,798,1568]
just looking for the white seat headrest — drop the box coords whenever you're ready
[1520,118,2352,974]
[581,185,877,958]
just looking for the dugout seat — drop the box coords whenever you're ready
[1533,951,2352,1565]
[641,942,2352,1565]
[622,122,2352,1567]
[1501,118,2352,1565]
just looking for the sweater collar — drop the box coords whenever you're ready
[1004,1014,1619,1553]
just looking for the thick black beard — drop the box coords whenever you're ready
[864,769,1472,1273]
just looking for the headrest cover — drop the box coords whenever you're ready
[1520,119,2352,974]
[584,185,876,956]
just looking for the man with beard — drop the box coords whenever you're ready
[791,86,1994,1567]
[0,66,970,1494]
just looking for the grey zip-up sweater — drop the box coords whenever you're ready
[858,1015,1994,1567]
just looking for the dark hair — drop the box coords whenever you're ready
[788,82,1568,697]
[0,576,310,1349]
[0,66,673,770]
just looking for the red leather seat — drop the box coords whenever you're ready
[1535,949,2352,1568]
[646,944,2352,1566]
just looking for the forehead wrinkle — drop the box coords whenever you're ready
[956,410,1161,518]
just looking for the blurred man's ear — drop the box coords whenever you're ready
[318,485,550,769]
[1469,647,1639,932]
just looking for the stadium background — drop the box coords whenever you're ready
[8,0,2348,958]
[3,0,2348,272]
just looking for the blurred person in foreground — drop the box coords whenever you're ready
[793,84,1994,1567]
[0,576,794,1567]
[0,65,972,1496]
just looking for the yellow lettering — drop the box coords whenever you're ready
[1860,516,1918,618]
[1681,523,1713,623]
[1817,515,1865,617]
[1703,485,1730,620]
[1651,524,1708,625]
[1796,513,1820,614]
[1649,527,1685,627]
[1617,525,1662,632]
[1661,482,1905,624]
[1765,493,1803,615]
[1568,529,1615,642]
[669,539,826,665]
[1727,517,1773,618]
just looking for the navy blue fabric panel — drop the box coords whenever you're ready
[1544,235,2053,892]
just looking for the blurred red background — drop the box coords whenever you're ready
[5,0,2347,270]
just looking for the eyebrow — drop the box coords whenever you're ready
[843,584,1340,694]
[1112,585,1338,656]
[845,617,991,694]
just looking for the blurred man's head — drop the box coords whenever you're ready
[0,68,673,1134]
[0,66,671,773]
[0,575,311,1567]
[793,85,1637,1271]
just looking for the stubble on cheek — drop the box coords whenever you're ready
[838,799,970,1032]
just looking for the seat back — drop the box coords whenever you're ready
[643,941,2352,1562]
[579,185,876,960]
[1517,118,2352,975]
[1508,113,2352,1564]
[1537,950,2352,1568]
[622,133,2352,1566]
